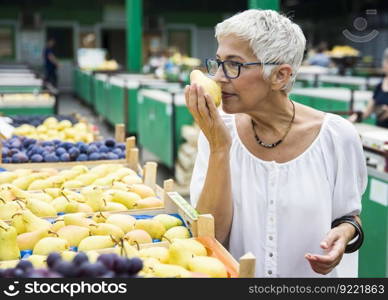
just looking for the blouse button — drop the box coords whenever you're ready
[269,236,273,241]
[268,270,273,275]
[269,253,273,257]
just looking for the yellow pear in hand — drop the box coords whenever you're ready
[188,256,228,278]
[190,69,222,106]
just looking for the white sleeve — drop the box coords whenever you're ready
[189,131,210,208]
[329,117,367,220]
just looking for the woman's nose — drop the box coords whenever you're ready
[213,65,228,83]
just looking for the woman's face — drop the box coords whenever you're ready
[213,34,272,114]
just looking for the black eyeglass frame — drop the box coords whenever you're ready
[205,58,281,79]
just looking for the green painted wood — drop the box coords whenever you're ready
[126,0,143,72]
[359,174,388,277]
[0,107,53,116]
[248,0,280,10]
[137,93,193,168]
[107,83,125,125]
[0,86,41,93]
[127,88,138,134]
[94,78,107,118]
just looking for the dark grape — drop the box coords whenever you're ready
[46,252,62,269]
[127,257,143,274]
[97,253,116,270]
[16,260,33,272]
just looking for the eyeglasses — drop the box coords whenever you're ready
[205,58,280,79]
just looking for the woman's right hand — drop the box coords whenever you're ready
[185,83,232,153]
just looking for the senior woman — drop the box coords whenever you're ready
[185,10,366,277]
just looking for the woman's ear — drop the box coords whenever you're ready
[270,64,293,91]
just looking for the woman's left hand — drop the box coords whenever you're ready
[305,224,355,275]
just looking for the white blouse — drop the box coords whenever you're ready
[190,112,367,277]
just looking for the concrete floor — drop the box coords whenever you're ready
[57,93,174,187]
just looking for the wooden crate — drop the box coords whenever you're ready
[0,135,138,172]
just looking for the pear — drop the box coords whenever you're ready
[61,250,77,262]
[44,188,62,198]
[135,219,165,239]
[116,241,140,258]
[28,179,54,191]
[78,235,116,252]
[52,196,70,213]
[50,218,65,232]
[89,223,124,240]
[27,255,47,268]
[81,185,106,212]
[25,198,57,217]
[93,177,115,187]
[152,263,191,278]
[0,220,20,260]
[168,239,207,268]
[135,197,163,209]
[75,173,100,186]
[162,226,190,241]
[106,214,136,233]
[128,184,156,198]
[0,260,18,269]
[62,180,84,189]
[63,213,96,228]
[0,171,17,184]
[11,213,26,234]
[188,256,228,278]
[92,211,109,223]
[33,237,69,255]
[124,229,153,246]
[153,214,183,230]
[29,192,53,203]
[109,190,140,209]
[12,173,48,190]
[17,228,53,251]
[22,210,52,232]
[103,201,127,212]
[190,69,221,106]
[78,203,93,213]
[0,200,25,220]
[62,190,85,203]
[139,247,169,263]
[71,165,89,174]
[112,168,137,179]
[121,175,142,185]
[56,225,91,247]
[111,181,130,191]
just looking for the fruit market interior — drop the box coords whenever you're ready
[0,0,387,279]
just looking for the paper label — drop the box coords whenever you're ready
[0,118,15,139]
[167,192,198,219]
[370,179,388,207]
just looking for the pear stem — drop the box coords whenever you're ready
[162,235,172,244]
[134,240,140,251]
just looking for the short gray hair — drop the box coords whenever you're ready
[215,9,306,93]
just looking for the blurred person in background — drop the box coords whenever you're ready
[308,42,331,67]
[187,9,366,278]
[43,38,59,88]
[349,48,388,127]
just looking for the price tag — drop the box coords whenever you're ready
[167,192,198,220]
[0,118,15,139]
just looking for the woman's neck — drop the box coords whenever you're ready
[247,92,295,136]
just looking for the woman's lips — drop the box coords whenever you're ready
[222,92,236,100]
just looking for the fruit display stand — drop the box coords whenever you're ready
[0,78,43,94]
[350,123,388,277]
[137,89,193,169]
[106,74,181,135]
[318,75,381,91]
[290,87,375,124]
[0,93,56,116]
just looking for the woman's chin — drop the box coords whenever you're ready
[221,102,238,114]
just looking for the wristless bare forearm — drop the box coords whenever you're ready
[196,151,233,243]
